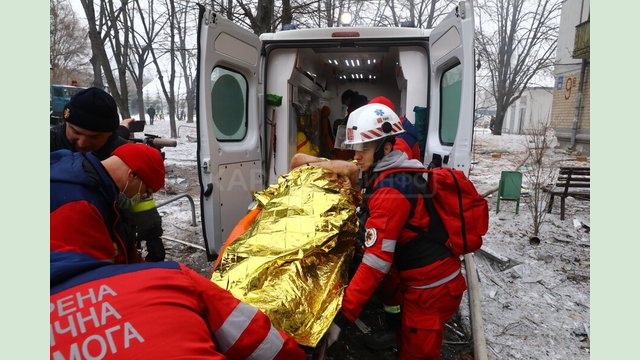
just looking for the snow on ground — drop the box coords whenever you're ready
[466,128,590,359]
[140,118,590,359]
[131,117,212,274]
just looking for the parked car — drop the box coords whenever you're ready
[50,84,86,125]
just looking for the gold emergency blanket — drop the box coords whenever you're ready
[211,165,359,346]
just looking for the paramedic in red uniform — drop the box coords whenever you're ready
[365,96,421,349]
[326,103,467,359]
[50,172,305,360]
[50,238,305,360]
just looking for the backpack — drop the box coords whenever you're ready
[370,167,488,256]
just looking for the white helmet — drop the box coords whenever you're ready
[341,103,405,150]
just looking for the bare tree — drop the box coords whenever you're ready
[281,0,293,27]
[134,0,178,137]
[415,0,454,28]
[208,0,318,32]
[522,116,556,236]
[175,0,198,123]
[236,0,275,34]
[50,0,91,85]
[335,0,454,28]
[79,0,133,118]
[104,0,133,118]
[155,0,178,138]
[79,0,104,88]
[475,0,561,135]
[385,0,401,26]
[321,0,339,27]
[128,0,167,123]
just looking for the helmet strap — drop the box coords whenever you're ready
[372,136,396,163]
[373,140,387,163]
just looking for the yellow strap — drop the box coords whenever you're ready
[130,198,156,213]
[383,304,401,314]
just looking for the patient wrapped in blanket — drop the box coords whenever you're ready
[211,158,360,346]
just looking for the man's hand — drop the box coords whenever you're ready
[120,118,136,128]
[326,322,341,348]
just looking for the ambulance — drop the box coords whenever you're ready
[196,1,476,259]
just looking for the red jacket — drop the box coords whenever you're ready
[51,150,138,264]
[394,117,421,161]
[340,155,460,321]
[50,251,305,360]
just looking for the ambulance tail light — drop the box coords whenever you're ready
[332,31,360,38]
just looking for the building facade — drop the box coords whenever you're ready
[550,0,590,154]
[503,87,553,135]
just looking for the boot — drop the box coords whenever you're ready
[364,312,401,350]
[145,239,166,262]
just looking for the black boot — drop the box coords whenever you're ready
[364,312,401,350]
[145,239,166,262]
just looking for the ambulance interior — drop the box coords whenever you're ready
[265,45,430,181]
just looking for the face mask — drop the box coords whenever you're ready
[117,181,142,209]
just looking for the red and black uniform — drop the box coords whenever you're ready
[377,117,422,317]
[50,251,305,359]
[51,149,139,264]
[339,150,467,359]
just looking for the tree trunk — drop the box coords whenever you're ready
[324,0,334,27]
[492,104,506,135]
[80,0,129,119]
[136,76,146,123]
[427,0,437,28]
[89,54,104,88]
[281,0,292,28]
[409,0,415,23]
[168,0,177,138]
[254,0,274,33]
[226,0,233,20]
[104,0,131,119]
[186,78,196,123]
[176,1,195,124]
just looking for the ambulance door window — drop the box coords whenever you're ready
[439,63,462,146]
[210,66,248,141]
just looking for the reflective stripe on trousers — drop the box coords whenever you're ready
[409,268,461,289]
[383,304,401,314]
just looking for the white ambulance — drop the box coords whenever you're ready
[196,1,476,259]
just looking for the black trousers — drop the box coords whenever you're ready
[130,207,165,262]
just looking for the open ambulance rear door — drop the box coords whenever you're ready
[424,0,475,175]
[196,6,263,259]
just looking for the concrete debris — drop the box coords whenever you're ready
[477,246,513,270]
[464,130,589,359]
[572,218,582,229]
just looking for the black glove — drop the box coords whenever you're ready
[327,312,352,347]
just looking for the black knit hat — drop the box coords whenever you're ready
[63,87,119,132]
